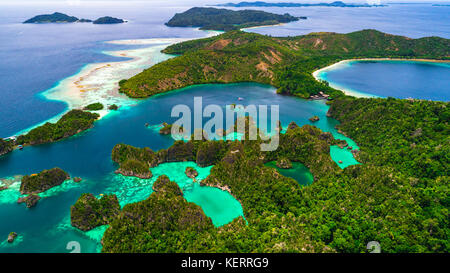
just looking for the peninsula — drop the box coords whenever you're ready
[165,7,300,31]
[118,29,449,99]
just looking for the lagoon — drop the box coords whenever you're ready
[316,60,450,101]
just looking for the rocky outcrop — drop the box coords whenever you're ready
[309,116,320,122]
[20,168,70,195]
[7,232,17,243]
[73,177,82,183]
[71,193,120,231]
[276,158,292,169]
[17,194,41,208]
[0,138,14,156]
[287,121,299,130]
[185,167,199,179]
[152,175,183,196]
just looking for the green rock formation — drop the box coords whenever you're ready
[102,176,213,252]
[20,167,70,195]
[16,110,99,145]
[71,193,121,231]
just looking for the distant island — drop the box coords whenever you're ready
[23,12,125,24]
[93,16,125,24]
[165,7,301,31]
[215,1,387,8]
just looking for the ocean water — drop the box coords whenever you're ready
[316,60,450,101]
[0,2,449,253]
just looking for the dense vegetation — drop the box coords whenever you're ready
[166,7,298,31]
[84,102,104,111]
[102,175,214,252]
[328,97,449,180]
[0,139,14,156]
[16,110,99,145]
[23,12,124,24]
[23,12,81,23]
[98,97,449,252]
[71,194,120,231]
[119,30,449,99]
[20,167,70,194]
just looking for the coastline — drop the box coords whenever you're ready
[14,30,221,137]
[312,58,450,98]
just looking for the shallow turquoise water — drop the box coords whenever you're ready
[265,161,314,186]
[330,146,361,169]
[0,83,356,253]
[318,60,450,101]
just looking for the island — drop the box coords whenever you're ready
[70,193,120,231]
[23,12,91,23]
[165,7,300,31]
[84,102,104,111]
[23,12,125,25]
[20,167,70,195]
[16,109,99,146]
[93,16,125,24]
[17,167,70,208]
[215,1,387,8]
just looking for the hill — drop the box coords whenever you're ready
[118,29,450,99]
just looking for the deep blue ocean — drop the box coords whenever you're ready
[0,2,449,253]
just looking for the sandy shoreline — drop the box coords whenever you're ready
[14,31,221,136]
[312,58,450,98]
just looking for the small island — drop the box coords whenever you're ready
[16,109,99,146]
[84,102,104,111]
[20,167,70,195]
[17,167,70,208]
[93,16,125,24]
[165,7,300,31]
[23,12,91,24]
[23,12,125,25]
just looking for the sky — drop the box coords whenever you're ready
[0,0,449,5]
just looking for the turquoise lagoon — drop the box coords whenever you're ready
[316,60,450,101]
[265,161,314,186]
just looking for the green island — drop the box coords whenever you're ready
[23,12,87,23]
[23,12,125,25]
[84,102,104,111]
[20,167,70,195]
[16,109,99,146]
[93,16,125,25]
[165,7,300,31]
[118,29,449,99]
[70,193,121,231]
[17,167,70,208]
